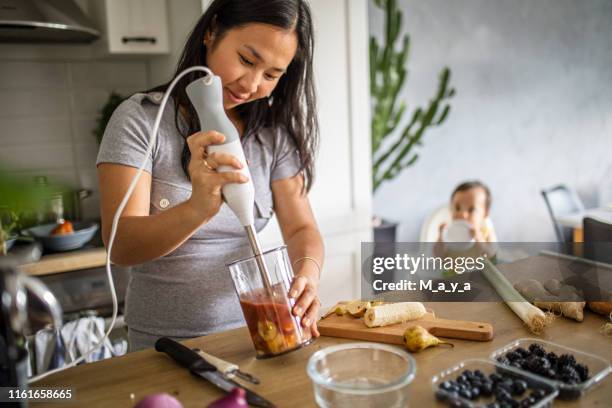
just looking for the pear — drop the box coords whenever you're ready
[403,325,453,352]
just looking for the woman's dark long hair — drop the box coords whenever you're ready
[150,0,318,192]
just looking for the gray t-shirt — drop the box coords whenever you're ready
[96,92,300,340]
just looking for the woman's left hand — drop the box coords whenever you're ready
[288,269,321,337]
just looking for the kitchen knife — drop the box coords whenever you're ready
[155,337,275,408]
[193,348,260,384]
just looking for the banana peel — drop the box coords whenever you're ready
[321,300,386,319]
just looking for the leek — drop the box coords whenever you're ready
[482,259,552,334]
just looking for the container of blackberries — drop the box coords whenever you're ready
[431,358,558,408]
[490,338,611,400]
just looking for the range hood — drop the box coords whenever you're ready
[0,0,99,43]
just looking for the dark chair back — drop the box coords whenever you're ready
[541,184,584,242]
[583,217,612,264]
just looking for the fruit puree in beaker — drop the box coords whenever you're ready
[240,285,312,357]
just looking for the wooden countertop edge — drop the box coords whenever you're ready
[18,247,107,276]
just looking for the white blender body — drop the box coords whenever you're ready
[186,75,255,227]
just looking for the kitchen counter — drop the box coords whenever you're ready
[18,247,107,276]
[33,300,611,407]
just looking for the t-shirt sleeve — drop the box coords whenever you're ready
[96,98,154,173]
[270,127,301,181]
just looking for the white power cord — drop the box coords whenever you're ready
[29,66,213,383]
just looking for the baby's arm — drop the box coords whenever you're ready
[437,223,447,242]
[433,223,447,258]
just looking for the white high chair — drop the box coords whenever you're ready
[420,204,452,242]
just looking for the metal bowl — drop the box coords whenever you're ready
[25,222,99,252]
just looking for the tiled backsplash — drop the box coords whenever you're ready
[0,57,150,220]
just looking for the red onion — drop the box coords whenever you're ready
[207,388,248,408]
[134,393,183,408]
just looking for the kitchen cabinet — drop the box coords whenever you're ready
[90,0,170,55]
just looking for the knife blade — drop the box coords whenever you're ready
[155,337,275,408]
[193,348,260,384]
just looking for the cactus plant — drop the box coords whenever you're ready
[370,0,455,192]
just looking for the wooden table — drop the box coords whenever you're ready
[33,301,611,407]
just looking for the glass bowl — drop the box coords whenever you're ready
[307,342,416,408]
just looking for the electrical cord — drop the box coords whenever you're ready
[29,66,213,383]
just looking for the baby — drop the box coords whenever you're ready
[439,181,497,243]
[436,181,497,259]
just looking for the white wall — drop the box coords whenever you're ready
[370,0,612,242]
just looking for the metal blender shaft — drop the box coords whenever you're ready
[244,225,274,294]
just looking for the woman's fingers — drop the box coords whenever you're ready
[205,152,244,170]
[288,275,307,300]
[290,276,317,318]
[186,131,225,156]
[214,172,249,186]
[301,298,321,336]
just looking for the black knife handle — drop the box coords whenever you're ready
[155,337,216,372]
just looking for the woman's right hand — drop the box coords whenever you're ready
[185,131,249,220]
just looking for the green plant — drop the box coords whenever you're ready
[0,170,45,255]
[370,0,455,192]
[94,92,125,145]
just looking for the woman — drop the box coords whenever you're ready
[96,0,323,351]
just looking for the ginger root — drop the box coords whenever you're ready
[514,279,585,322]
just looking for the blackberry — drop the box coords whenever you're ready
[558,353,576,368]
[523,355,550,376]
[546,351,558,366]
[506,351,522,362]
[560,365,580,384]
[528,343,546,357]
[515,347,529,357]
[575,363,589,382]
[497,356,511,365]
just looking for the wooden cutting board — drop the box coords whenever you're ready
[318,310,494,344]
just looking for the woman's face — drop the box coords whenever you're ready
[205,23,298,111]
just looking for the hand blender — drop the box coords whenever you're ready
[185,73,273,292]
